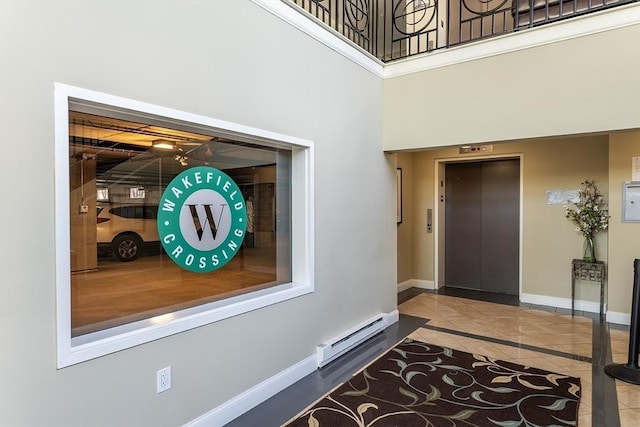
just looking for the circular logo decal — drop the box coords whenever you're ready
[157,166,247,273]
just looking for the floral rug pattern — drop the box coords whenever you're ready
[284,338,581,426]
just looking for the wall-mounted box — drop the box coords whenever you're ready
[623,181,640,222]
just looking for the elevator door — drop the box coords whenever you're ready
[444,159,520,295]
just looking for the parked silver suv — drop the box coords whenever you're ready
[97,204,159,261]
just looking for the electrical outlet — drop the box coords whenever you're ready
[157,366,171,393]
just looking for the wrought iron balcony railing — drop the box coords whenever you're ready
[291,0,636,62]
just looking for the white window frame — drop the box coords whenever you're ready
[55,83,314,368]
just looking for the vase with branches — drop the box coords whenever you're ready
[564,180,610,262]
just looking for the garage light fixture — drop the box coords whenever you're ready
[129,187,145,199]
[152,140,175,150]
[97,188,109,201]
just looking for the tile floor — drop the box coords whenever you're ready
[227,289,640,426]
[402,293,601,426]
[610,327,640,426]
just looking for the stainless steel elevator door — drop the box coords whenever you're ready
[444,159,520,295]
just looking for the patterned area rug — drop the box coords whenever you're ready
[284,338,581,426]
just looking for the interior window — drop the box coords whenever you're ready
[56,84,313,368]
[69,110,292,337]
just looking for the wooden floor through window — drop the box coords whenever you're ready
[71,246,278,336]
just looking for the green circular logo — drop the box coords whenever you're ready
[157,166,247,273]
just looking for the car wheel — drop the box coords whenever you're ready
[112,234,142,262]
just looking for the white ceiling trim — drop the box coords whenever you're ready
[251,0,384,77]
[253,1,639,79]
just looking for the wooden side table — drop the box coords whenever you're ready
[571,259,606,317]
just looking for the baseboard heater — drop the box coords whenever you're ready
[316,313,388,368]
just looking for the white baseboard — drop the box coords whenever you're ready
[518,292,629,322]
[520,293,570,309]
[184,355,316,427]
[606,311,631,326]
[572,299,603,313]
[397,279,436,292]
[185,310,400,426]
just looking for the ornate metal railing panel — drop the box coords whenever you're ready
[294,0,376,54]
[290,0,636,62]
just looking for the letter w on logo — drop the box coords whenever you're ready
[187,204,225,241]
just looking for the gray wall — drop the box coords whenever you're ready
[0,1,395,425]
